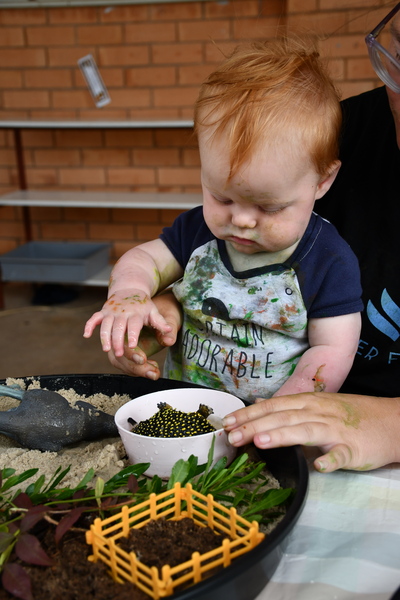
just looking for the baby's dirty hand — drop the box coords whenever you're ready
[83,289,172,357]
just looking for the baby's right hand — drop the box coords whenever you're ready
[83,288,172,357]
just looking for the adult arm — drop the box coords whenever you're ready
[223,391,400,472]
[83,239,183,357]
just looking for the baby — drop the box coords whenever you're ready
[84,37,363,403]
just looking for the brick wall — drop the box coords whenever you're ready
[0,0,390,260]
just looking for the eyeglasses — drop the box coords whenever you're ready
[365,2,400,93]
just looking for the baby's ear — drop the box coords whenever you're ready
[315,160,341,200]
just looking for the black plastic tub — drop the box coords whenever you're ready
[0,373,309,600]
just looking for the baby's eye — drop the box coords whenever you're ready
[213,195,232,205]
[259,205,285,214]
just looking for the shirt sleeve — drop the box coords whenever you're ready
[294,215,364,319]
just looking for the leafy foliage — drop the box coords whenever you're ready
[0,439,293,600]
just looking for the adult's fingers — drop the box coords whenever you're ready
[228,417,330,449]
[313,444,356,473]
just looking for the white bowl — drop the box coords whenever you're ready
[114,387,245,478]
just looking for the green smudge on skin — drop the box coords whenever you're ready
[123,294,148,304]
[340,401,362,428]
[354,464,374,471]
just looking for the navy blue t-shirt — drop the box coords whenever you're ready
[160,207,363,401]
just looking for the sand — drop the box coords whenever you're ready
[0,377,131,489]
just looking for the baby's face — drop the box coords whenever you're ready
[199,130,337,260]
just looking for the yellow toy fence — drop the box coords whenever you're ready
[86,481,265,599]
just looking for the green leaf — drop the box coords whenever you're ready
[0,470,38,493]
[94,478,105,508]
[243,488,293,516]
[43,466,71,492]
[75,468,95,490]
[167,458,193,489]
[25,475,45,497]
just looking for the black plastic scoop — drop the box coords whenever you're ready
[0,384,118,452]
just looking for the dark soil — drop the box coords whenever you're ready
[0,517,229,600]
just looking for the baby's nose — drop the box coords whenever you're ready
[231,208,257,229]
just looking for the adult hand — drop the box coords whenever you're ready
[222,392,400,473]
[83,288,172,357]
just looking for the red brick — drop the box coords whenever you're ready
[26,168,58,187]
[136,223,165,240]
[22,130,54,148]
[323,35,369,58]
[339,80,376,99]
[259,0,287,16]
[48,47,97,67]
[107,89,151,109]
[78,109,129,121]
[30,206,62,220]
[133,148,180,166]
[158,167,200,186]
[50,7,97,24]
[0,70,22,88]
[126,66,176,87]
[0,8,46,25]
[77,25,123,46]
[100,5,149,23]
[107,168,155,186]
[0,168,12,185]
[183,148,201,166]
[153,43,203,65]
[59,168,106,186]
[204,41,239,63]
[4,91,50,109]
[112,208,161,223]
[179,64,214,86]
[41,222,88,240]
[160,208,186,223]
[64,207,109,221]
[52,90,94,109]
[0,220,24,238]
[129,108,182,120]
[155,129,194,147]
[321,0,377,8]
[105,130,153,147]
[55,130,103,148]
[150,3,201,21]
[179,20,230,42]
[24,69,73,89]
[34,149,80,167]
[1,48,46,68]
[232,16,283,40]
[347,57,376,79]
[98,45,149,67]
[26,27,76,47]
[30,110,78,121]
[154,86,199,108]
[0,149,17,166]
[89,222,134,240]
[125,22,176,43]
[287,0,317,11]
[287,11,347,35]
[0,27,24,47]
[83,148,130,167]
[206,0,259,18]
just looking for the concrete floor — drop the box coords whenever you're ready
[0,282,165,381]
